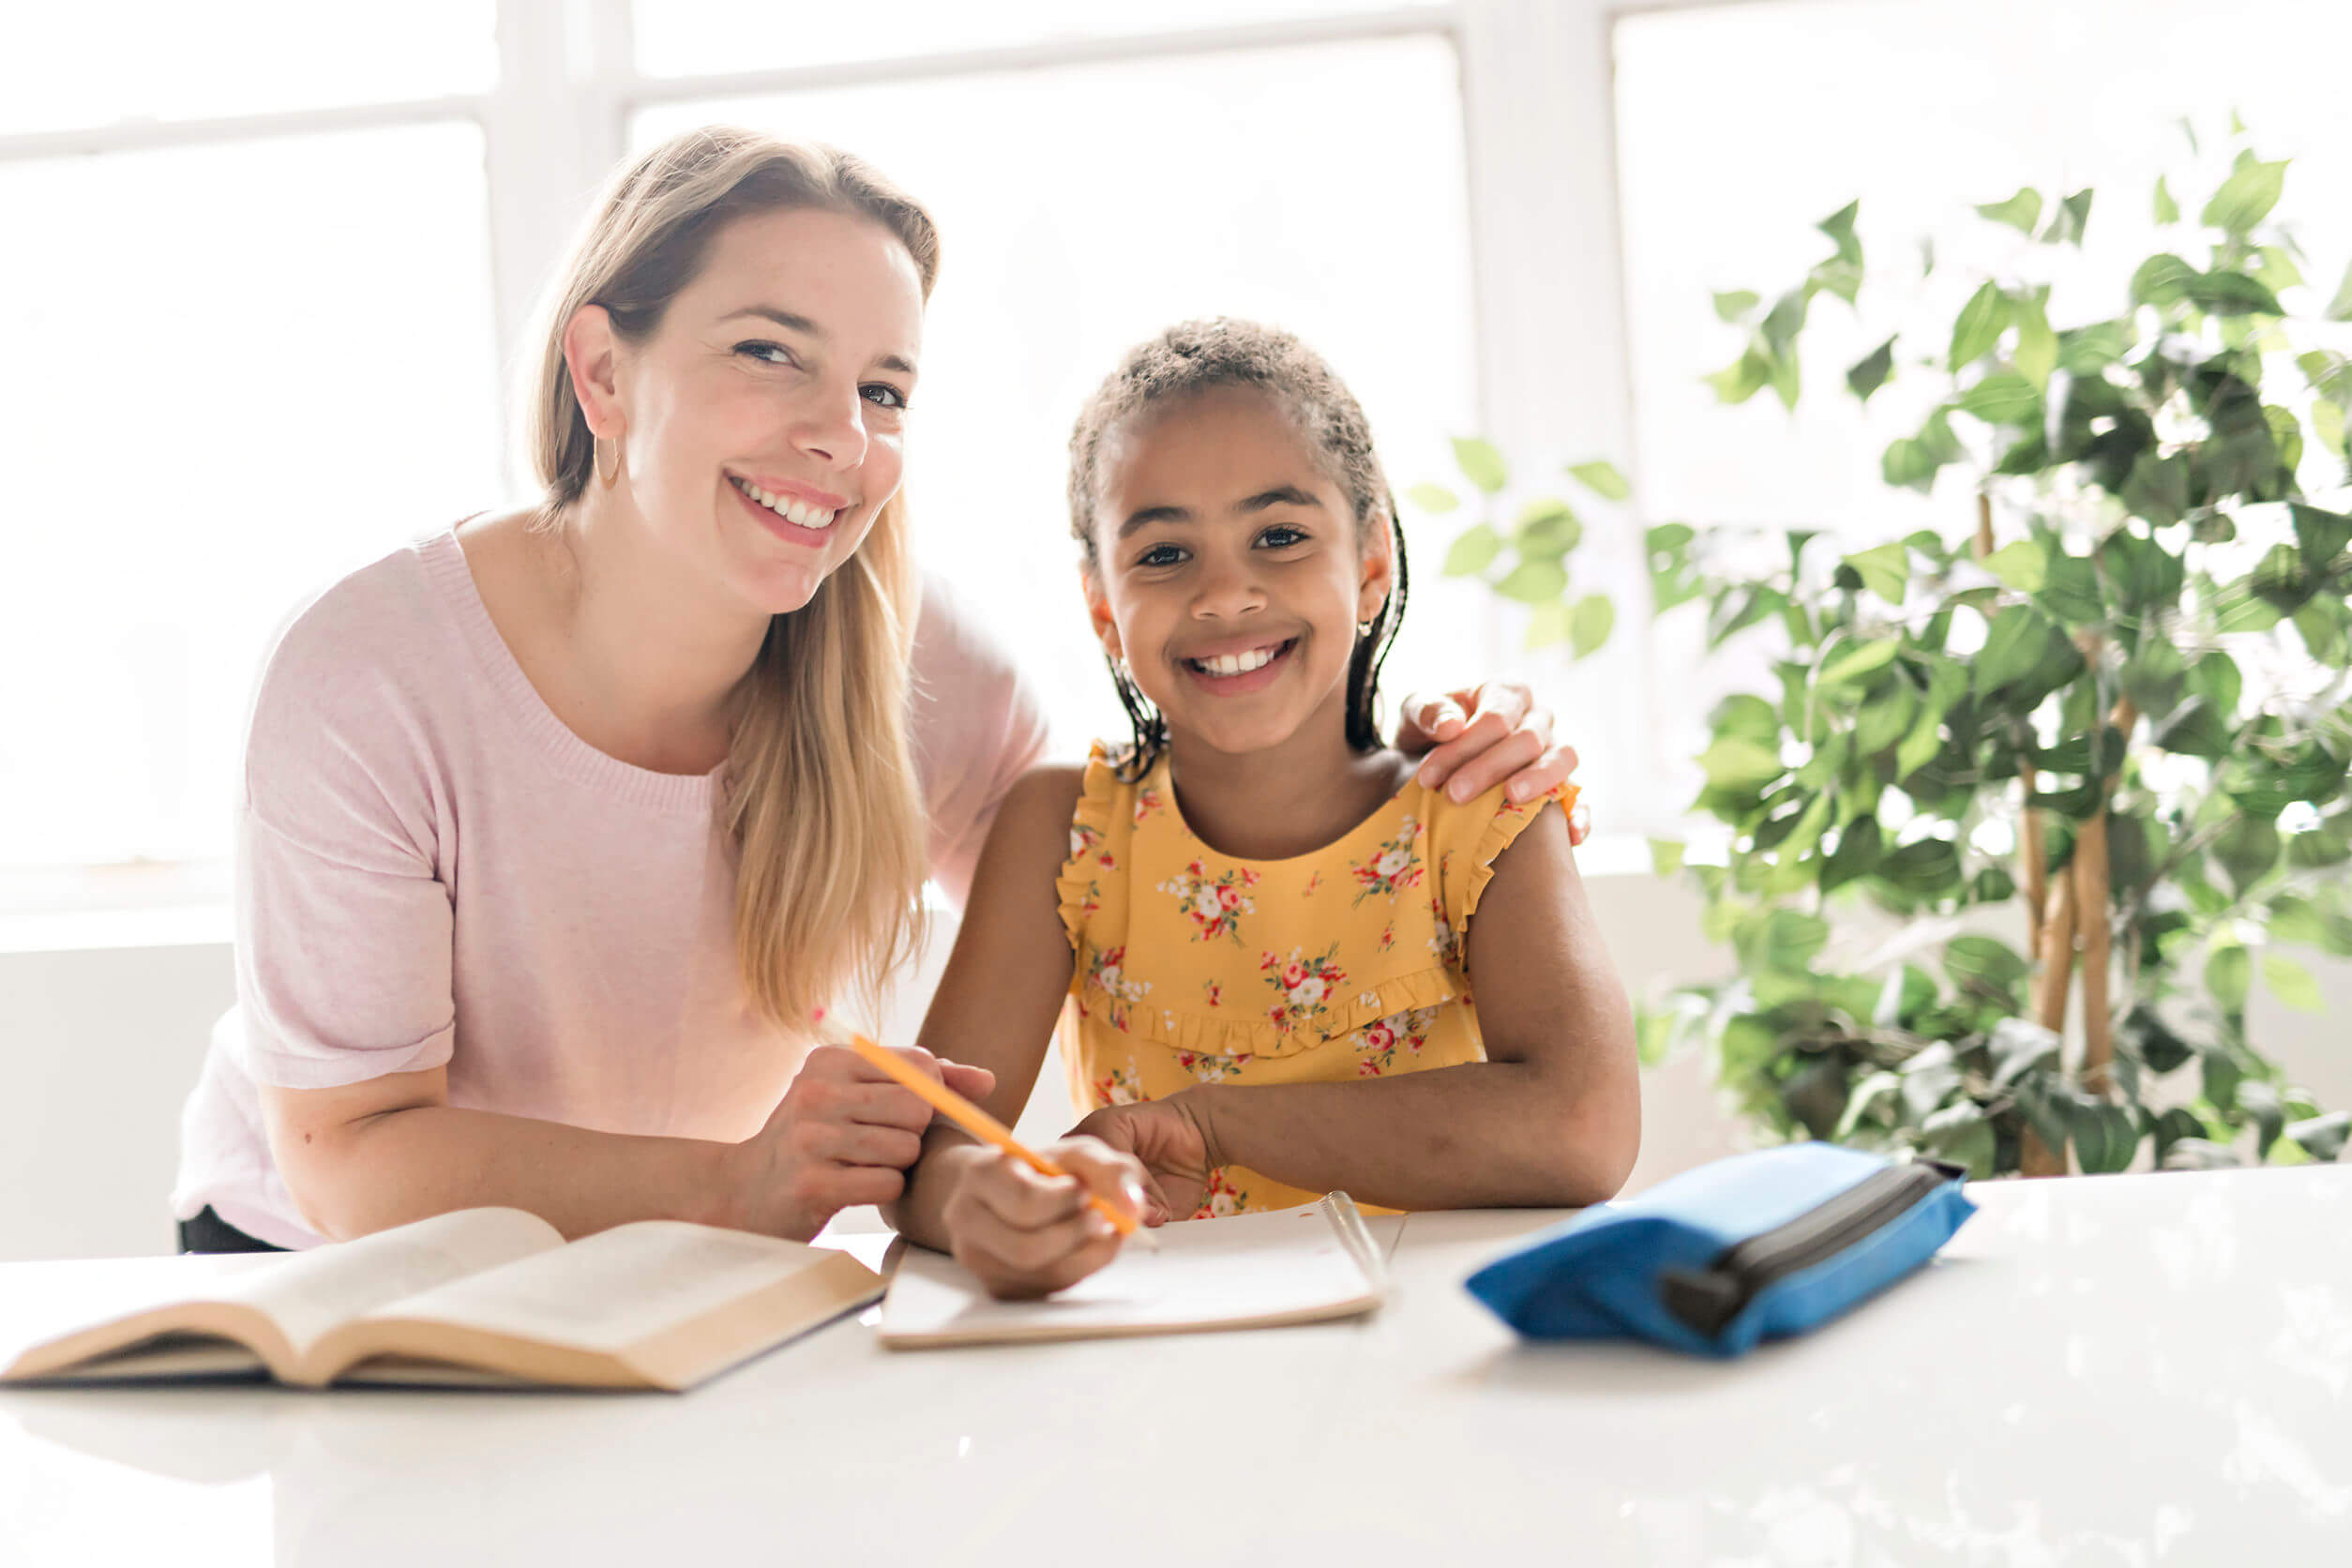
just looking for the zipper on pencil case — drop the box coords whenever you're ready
[1657,1159,1962,1338]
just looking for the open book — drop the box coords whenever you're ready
[3,1208,882,1392]
[879,1192,1391,1349]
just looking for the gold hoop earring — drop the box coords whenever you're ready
[595,431,623,489]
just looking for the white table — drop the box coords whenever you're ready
[4,1166,2347,1565]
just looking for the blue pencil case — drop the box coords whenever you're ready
[1464,1142,1976,1357]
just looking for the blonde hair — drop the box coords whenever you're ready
[525,126,938,1033]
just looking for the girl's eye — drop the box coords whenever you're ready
[735,340,796,367]
[1258,524,1307,549]
[861,383,909,411]
[1137,543,1187,568]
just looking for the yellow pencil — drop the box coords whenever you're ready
[837,1030,1157,1250]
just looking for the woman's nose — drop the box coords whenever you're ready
[791,378,869,469]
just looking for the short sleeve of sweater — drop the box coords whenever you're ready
[908,572,1050,907]
[234,573,459,1091]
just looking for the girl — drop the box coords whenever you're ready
[893,320,1639,1297]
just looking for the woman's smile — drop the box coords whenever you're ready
[728,473,845,546]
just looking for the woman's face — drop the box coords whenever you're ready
[588,205,926,615]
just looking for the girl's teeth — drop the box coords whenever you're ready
[1199,645,1280,676]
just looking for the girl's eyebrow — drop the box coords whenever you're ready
[717,304,917,376]
[1116,486,1324,538]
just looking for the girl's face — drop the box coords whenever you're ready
[1084,384,1392,761]
[571,205,925,614]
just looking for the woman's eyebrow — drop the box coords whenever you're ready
[718,304,915,375]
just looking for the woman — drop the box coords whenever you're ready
[170,127,1579,1253]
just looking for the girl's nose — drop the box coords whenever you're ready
[1189,547,1267,620]
[791,377,869,469]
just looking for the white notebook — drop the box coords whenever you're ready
[879,1193,1391,1349]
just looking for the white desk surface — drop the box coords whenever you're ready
[4,1165,2346,1566]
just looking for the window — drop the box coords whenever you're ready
[635,34,1480,754]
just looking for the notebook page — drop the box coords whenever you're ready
[881,1197,1390,1346]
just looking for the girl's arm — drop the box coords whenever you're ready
[1094,805,1639,1212]
[887,766,1151,1291]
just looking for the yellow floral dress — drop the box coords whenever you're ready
[1056,742,1579,1217]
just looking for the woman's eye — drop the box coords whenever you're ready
[861,383,909,410]
[736,340,795,367]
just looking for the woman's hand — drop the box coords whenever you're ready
[731,1044,997,1241]
[1395,681,1588,838]
[1069,1093,1222,1226]
[936,1136,1150,1300]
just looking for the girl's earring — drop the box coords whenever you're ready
[595,430,624,488]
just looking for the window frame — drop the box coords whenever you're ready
[0,0,1702,917]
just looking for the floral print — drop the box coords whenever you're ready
[1174,1048,1249,1084]
[1259,942,1349,1034]
[1157,857,1260,945]
[1082,943,1153,1033]
[1350,820,1425,906]
[1202,979,1223,1008]
[1093,1063,1145,1108]
[1133,786,1167,825]
[1353,1007,1440,1077]
[1189,1168,1253,1220]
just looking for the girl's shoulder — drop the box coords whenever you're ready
[1409,775,1583,927]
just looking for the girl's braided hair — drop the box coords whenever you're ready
[1065,318,1410,778]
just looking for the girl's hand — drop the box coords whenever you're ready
[1396,681,1588,836]
[936,1137,1150,1300]
[733,1044,997,1241]
[1069,1093,1222,1226]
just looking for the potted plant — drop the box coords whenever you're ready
[1425,127,2352,1176]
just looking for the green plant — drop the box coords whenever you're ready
[1408,439,1627,659]
[1451,124,2352,1176]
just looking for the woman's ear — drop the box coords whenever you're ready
[1358,512,1397,624]
[1081,566,1123,662]
[562,303,625,436]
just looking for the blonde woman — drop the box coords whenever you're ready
[170,128,1579,1253]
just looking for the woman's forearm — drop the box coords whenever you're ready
[283,1103,742,1243]
[1192,1058,1636,1212]
[887,1125,985,1252]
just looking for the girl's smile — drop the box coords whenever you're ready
[1177,634,1300,694]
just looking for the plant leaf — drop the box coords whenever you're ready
[2154,174,2179,224]
[1405,482,1458,514]
[1569,595,1616,657]
[2207,943,2252,1013]
[1648,838,1684,877]
[2328,261,2352,323]
[1820,637,1901,686]
[1711,289,1761,323]
[2131,253,2198,308]
[2200,158,2287,233]
[1817,200,1862,265]
[1494,558,1566,603]
[1521,599,1575,649]
[1567,460,1631,501]
[1453,436,1507,494]
[1843,543,1908,604]
[1706,348,1772,404]
[1957,370,2041,425]
[2013,294,2058,390]
[1976,187,2043,234]
[1847,336,1897,401]
[1982,538,2049,592]
[1697,736,1784,791]
[1441,523,1502,577]
[1950,281,2011,369]
[2262,952,2324,1012]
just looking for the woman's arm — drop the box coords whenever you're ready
[263,1042,994,1244]
[886,765,1150,1290]
[1090,805,1639,1212]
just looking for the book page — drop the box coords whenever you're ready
[217,1207,562,1358]
[352,1222,849,1354]
[881,1196,1395,1347]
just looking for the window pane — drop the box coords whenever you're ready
[634,36,1481,758]
[1616,0,2352,538]
[0,123,504,866]
[3,2,496,135]
[637,0,1416,77]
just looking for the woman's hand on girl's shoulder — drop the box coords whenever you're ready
[1396,680,1587,836]
[938,1136,1151,1300]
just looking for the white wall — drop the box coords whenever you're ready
[7,865,2345,1262]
